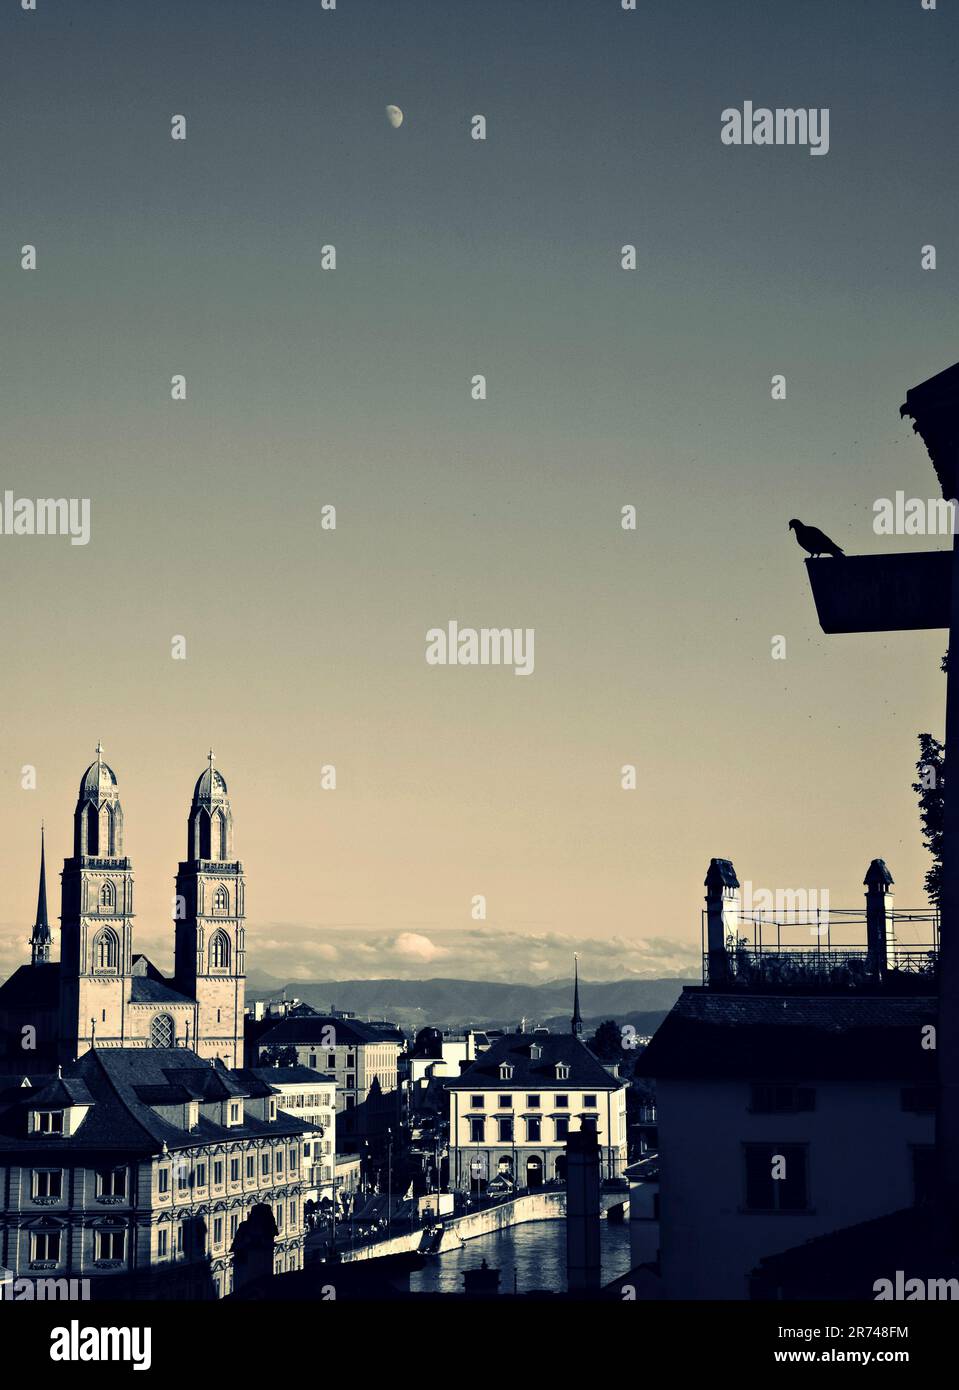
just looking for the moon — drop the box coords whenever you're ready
[385,104,404,129]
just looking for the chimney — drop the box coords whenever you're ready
[704,859,740,986]
[565,1115,601,1294]
[864,859,895,978]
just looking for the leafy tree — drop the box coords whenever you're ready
[913,733,944,906]
[258,1043,298,1067]
[590,1019,623,1060]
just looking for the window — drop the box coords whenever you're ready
[93,928,118,970]
[583,1094,597,1109]
[209,930,231,970]
[229,1102,240,1124]
[95,1229,125,1261]
[246,1156,255,1180]
[470,1095,484,1109]
[35,1110,64,1134]
[150,1013,175,1048]
[290,1147,298,1171]
[32,1230,61,1262]
[196,1162,206,1187]
[262,1154,270,1176]
[158,1168,169,1194]
[213,886,229,914]
[269,1099,277,1122]
[499,1062,514,1081]
[497,1095,511,1110]
[176,1223,184,1253]
[32,1170,62,1200]
[229,1213,239,1239]
[526,1116,542,1142]
[276,1204,284,1232]
[213,1161,223,1186]
[555,1117,570,1141]
[469,1118,485,1142]
[230,1158,240,1182]
[526,1094,540,1109]
[555,1063,570,1080]
[276,1150,284,1175]
[743,1143,809,1212]
[289,1200,296,1227]
[327,1054,336,1068]
[309,1054,317,1068]
[213,1217,223,1246]
[750,1083,816,1114]
[555,1094,569,1109]
[96,1167,127,1198]
[497,1117,514,1142]
[157,1229,169,1257]
[99,882,115,910]
[177,1164,189,1192]
[346,1074,355,1090]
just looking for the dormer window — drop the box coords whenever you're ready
[268,1098,277,1122]
[529,1044,542,1060]
[33,1111,64,1135]
[187,1103,199,1129]
[229,1101,243,1126]
[498,1062,514,1081]
[555,1062,570,1081]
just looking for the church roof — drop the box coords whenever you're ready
[79,757,119,799]
[0,962,60,1009]
[193,766,228,802]
[129,975,196,1006]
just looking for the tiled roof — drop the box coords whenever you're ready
[446,1032,623,1090]
[637,988,937,1081]
[0,962,60,1009]
[129,976,196,1005]
[258,1016,400,1047]
[0,1048,311,1156]
[239,1066,336,1088]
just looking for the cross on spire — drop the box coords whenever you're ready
[208,748,215,771]
[95,740,104,766]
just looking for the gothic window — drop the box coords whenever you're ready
[213,886,229,914]
[209,930,231,971]
[99,882,115,910]
[102,804,116,856]
[150,1014,175,1048]
[198,810,211,859]
[93,928,118,971]
[212,810,227,859]
[85,803,99,855]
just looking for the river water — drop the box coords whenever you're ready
[409,1218,632,1296]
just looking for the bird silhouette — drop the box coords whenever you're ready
[788,519,844,558]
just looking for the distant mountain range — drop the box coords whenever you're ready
[245,974,688,1035]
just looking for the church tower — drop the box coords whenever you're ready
[174,753,246,1066]
[29,826,52,966]
[59,744,135,1059]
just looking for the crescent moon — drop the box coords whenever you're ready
[386,104,404,129]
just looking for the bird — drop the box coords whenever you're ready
[788,518,844,558]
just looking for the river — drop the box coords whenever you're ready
[409,1217,632,1295]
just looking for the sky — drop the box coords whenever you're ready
[1,0,957,984]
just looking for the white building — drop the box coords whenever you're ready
[446,1031,627,1194]
[241,1066,336,1201]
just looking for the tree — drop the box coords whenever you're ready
[590,1019,623,1061]
[913,733,945,906]
[258,1043,298,1067]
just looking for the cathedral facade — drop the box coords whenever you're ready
[0,748,246,1066]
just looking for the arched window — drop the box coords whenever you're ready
[198,811,211,860]
[100,882,115,910]
[101,805,115,856]
[151,1014,175,1048]
[212,810,227,860]
[85,803,99,855]
[209,931,231,971]
[213,886,229,914]
[93,928,118,971]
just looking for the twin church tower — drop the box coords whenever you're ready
[16,746,246,1065]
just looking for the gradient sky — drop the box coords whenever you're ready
[1,0,957,983]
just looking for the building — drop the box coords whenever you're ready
[0,747,246,1067]
[256,1015,401,1141]
[238,1065,336,1201]
[636,857,937,1299]
[446,1028,627,1194]
[0,1047,309,1299]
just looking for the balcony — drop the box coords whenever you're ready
[702,906,938,993]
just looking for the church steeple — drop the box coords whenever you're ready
[29,826,52,965]
[571,953,583,1037]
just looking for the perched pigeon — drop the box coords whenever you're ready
[788,518,844,558]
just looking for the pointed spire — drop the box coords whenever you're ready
[30,826,52,965]
[571,953,583,1037]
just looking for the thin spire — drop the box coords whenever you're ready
[571,953,582,1037]
[95,740,104,768]
[30,826,52,965]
